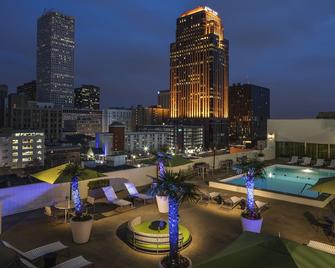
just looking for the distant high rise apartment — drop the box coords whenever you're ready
[157,90,170,109]
[229,83,270,144]
[17,80,37,101]
[102,107,132,132]
[131,105,169,131]
[74,85,100,110]
[170,6,229,118]
[36,11,75,107]
[0,84,8,128]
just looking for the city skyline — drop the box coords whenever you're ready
[0,0,334,118]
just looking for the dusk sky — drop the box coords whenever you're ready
[0,0,334,118]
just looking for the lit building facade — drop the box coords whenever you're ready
[102,107,132,132]
[7,95,62,143]
[131,105,170,131]
[229,83,270,144]
[36,11,75,107]
[74,85,100,110]
[62,109,102,137]
[125,132,168,153]
[0,130,45,169]
[170,6,229,118]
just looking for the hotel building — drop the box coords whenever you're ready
[170,6,229,118]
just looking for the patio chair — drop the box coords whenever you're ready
[307,241,335,255]
[313,159,325,167]
[20,256,93,268]
[287,156,298,165]
[1,240,68,262]
[220,196,242,209]
[255,200,270,213]
[300,157,312,166]
[124,182,153,204]
[327,159,335,169]
[102,186,133,208]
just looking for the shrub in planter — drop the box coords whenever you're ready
[233,160,265,233]
[87,179,110,190]
[62,164,94,244]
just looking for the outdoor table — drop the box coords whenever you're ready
[54,200,74,223]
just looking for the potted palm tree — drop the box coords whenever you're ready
[62,163,93,244]
[233,160,265,233]
[155,152,172,213]
[150,170,199,268]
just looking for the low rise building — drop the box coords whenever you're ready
[0,130,45,169]
[125,131,168,153]
[45,144,80,167]
[102,107,132,132]
[62,108,102,137]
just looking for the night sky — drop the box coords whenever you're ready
[0,0,334,118]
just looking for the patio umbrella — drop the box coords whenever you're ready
[31,163,105,184]
[194,232,335,268]
[310,177,335,194]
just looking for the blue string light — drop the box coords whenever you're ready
[71,176,82,214]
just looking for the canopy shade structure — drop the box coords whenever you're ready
[310,177,335,195]
[31,163,105,184]
[194,232,335,268]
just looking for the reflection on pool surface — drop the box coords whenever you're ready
[220,165,335,198]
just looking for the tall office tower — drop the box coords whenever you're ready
[36,11,75,108]
[0,84,8,128]
[157,90,170,109]
[229,83,270,144]
[17,80,37,101]
[170,6,229,118]
[74,85,100,110]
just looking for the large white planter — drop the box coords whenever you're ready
[156,195,169,213]
[158,256,192,268]
[258,156,265,162]
[70,217,93,244]
[241,216,263,233]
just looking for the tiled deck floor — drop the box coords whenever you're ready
[1,185,334,267]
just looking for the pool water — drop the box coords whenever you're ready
[222,165,335,198]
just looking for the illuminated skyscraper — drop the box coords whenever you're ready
[36,11,75,107]
[170,6,229,118]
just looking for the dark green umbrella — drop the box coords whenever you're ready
[195,232,335,268]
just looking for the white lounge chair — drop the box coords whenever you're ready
[327,159,335,169]
[102,186,132,208]
[220,196,242,209]
[124,182,153,204]
[307,240,335,255]
[1,240,68,262]
[300,157,312,166]
[313,159,325,167]
[287,156,298,165]
[255,200,270,212]
[20,256,93,268]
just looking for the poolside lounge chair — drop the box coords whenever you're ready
[300,157,312,166]
[255,200,270,213]
[102,186,133,208]
[1,240,68,262]
[124,182,153,204]
[327,159,335,169]
[313,159,325,167]
[20,256,93,268]
[307,240,335,255]
[220,196,242,209]
[287,156,298,165]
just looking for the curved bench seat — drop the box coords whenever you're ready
[127,217,192,254]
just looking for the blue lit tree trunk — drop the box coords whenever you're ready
[71,176,83,215]
[246,169,255,214]
[168,197,179,266]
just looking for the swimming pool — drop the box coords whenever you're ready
[220,165,335,199]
